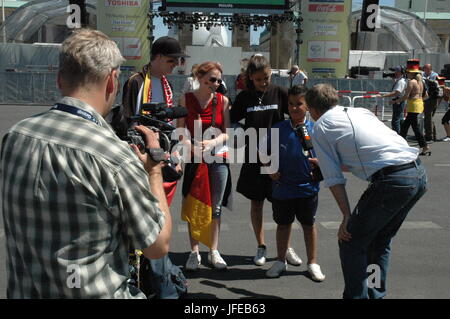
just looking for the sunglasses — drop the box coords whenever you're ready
[209,77,223,85]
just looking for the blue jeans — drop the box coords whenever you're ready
[391,101,405,134]
[208,163,229,219]
[339,161,427,299]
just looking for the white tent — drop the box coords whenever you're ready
[0,0,97,43]
[352,6,444,54]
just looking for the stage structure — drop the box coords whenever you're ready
[162,0,289,14]
[147,0,303,69]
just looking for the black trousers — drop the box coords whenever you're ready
[424,98,439,140]
[400,112,427,148]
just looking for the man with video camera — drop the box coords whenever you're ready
[0,29,172,298]
[377,66,407,134]
[122,36,189,206]
[121,36,190,299]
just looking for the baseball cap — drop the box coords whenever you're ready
[389,66,404,73]
[151,36,190,58]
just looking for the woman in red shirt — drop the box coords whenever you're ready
[177,61,231,271]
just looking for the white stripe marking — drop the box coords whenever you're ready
[435,164,450,167]
[320,221,441,230]
[399,221,442,229]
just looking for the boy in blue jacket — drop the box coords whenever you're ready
[259,85,325,281]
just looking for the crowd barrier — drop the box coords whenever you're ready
[1,72,448,119]
[337,90,392,121]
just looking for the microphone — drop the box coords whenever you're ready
[295,123,314,151]
[153,106,188,119]
[294,123,323,182]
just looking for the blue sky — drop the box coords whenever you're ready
[153,0,397,45]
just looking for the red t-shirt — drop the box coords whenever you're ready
[184,92,228,158]
[185,92,225,136]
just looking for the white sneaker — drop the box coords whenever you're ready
[307,263,325,282]
[208,250,227,270]
[440,136,450,142]
[266,260,287,278]
[185,251,201,271]
[253,245,267,266]
[286,247,302,266]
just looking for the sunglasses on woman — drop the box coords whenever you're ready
[209,77,223,85]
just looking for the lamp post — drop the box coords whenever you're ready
[423,0,428,23]
[2,0,6,43]
[295,0,301,66]
[149,0,154,55]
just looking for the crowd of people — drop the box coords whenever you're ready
[3,30,448,299]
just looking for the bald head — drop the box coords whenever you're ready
[289,65,299,75]
[423,64,433,75]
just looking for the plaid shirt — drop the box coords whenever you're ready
[0,97,165,298]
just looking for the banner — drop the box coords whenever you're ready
[163,0,288,13]
[97,0,150,72]
[300,0,352,78]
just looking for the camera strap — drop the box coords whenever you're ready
[52,103,100,126]
[211,93,217,128]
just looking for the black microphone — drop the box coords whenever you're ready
[294,123,323,182]
[154,107,188,119]
[295,123,314,151]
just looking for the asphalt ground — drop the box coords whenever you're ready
[0,104,449,300]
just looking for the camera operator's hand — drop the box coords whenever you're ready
[132,125,166,172]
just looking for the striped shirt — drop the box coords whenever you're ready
[0,97,165,298]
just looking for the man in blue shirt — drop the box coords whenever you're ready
[306,83,427,299]
[259,85,325,281]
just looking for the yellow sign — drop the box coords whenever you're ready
[300,0,352,78]
[97,0,150,71]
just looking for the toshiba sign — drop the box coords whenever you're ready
[105,0,141,7]
[308,4,344,12]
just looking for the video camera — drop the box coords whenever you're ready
[383,66,405,79]
[382,72,396,79]
[123,102,188,182]
[126,103,187,152]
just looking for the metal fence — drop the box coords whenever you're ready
[1,71,448,113]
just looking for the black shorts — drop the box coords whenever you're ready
[272,195,318,226]
[236,163,272,202]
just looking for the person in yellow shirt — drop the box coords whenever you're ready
[396,59,430,155]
